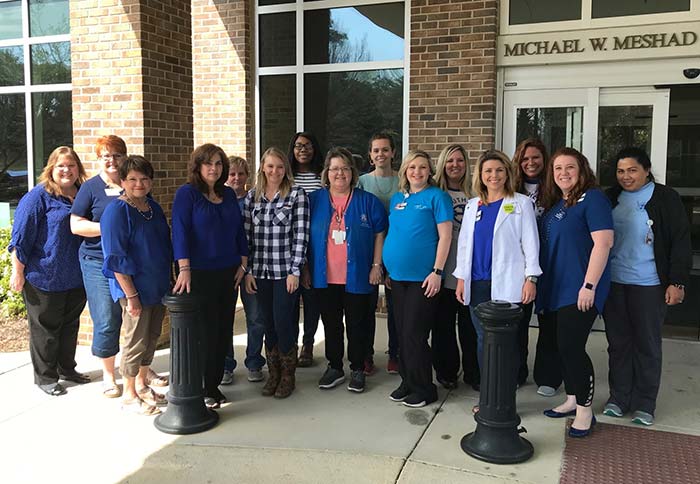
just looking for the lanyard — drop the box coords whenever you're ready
[329,189,353,229]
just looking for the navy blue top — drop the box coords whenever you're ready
[101,199,173,306]
[471,199,503,281]
[308,188,387,294]
[9,184,84,292]
[71,175,123,259]
[172,183,248,270]
[536,189,613,314]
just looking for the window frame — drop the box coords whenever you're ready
[255,0,410,163]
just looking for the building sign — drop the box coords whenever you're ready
[498,22,700,66]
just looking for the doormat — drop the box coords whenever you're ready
[560,419,700,484]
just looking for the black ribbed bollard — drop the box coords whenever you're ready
[460,300,533,464]
[154,291,218,434]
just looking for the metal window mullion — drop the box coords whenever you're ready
[254,3,261,166]
[402,0,409,157]
[21,0,34,189]
[296,0,304,131]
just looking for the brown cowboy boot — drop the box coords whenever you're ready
[274,346,298,399]
[261,346,281,397]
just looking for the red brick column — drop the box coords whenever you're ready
[409,0,498,161]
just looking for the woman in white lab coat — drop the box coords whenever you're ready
[454,150,541,392]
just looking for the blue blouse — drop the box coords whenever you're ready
[172,184,248,270]
[471,199,503,281]
[101,198,173,306]
[9,184,83,292]
[71,175,123,259]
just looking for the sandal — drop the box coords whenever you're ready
[39,383,67,396]
[137,387,167,407]
[122,397,161,416]
[472,405,480,415]
[204,397,221,409]
[146,369,169,387]
[103,381,123,399]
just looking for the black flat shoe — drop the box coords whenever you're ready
[39,383,67,396]
[60,371,91,384]
[569,416,597,438]
[544,408,576,418]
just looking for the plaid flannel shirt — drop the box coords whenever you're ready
[244,185,309,279]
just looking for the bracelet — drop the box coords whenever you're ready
[126,292,139,299]
[179,266,191,272]
[371,263,382,268]
[673,283,685,291]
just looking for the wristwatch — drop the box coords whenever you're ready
[526,275,538,283]
[584,282,594,290]
[433,268,443,276]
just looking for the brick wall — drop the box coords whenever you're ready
[192,0,254,169]
[408,0,498,162]
[70,0,193,346]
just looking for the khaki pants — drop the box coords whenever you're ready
[119,300,165,378]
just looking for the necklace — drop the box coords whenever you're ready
[329,189,352,229]
[124,195,153,221]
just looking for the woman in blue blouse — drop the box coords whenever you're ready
[306,147,387,393]
[101,156,172,416]
[172,143,248,409]
[603,147,691,426]
[383,150,453,408]
[10,146,88,396]
[537,147,614,438]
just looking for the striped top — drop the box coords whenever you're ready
[294,172,322,194]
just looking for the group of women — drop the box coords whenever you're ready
[10,131,690,430]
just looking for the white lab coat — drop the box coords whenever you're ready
[453,192,542,305]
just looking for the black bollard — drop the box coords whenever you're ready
[154,291,218,434]
[461,300,533,464]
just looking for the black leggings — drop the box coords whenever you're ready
[552,304,597,407]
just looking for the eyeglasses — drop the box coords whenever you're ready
[294,143,313,151]
[101,153,125,161]
[328,166,352,173]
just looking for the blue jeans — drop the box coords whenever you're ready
[224,285,266,372]
[468,280,492,369]
[257,278,299,354]
[80,255,122,358]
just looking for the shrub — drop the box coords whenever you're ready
[0,227,27,317]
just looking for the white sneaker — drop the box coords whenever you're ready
[537,385,557,397]
[220,370,233,385]
[247,368,264,382]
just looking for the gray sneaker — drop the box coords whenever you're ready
[318,367,345,389]
[537,385,557,397]
[220,370,233,385]
[603,402,624,418]
[347,370,365,393]
[247,368,264,382]
[632,410,654,426]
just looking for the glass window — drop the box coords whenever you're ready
[515,107,583,156]
[32,91,72,180]
[259,13,296,67]
[260,0,294,5]
[260,75,296,151]
[0,94,28,206]
[509,0,581,25]
[0,1,22,41]
[596,105,652,187]
[592,0,690,19]
[0,46,24,87]
[304,69,403,162]
[31,41,71,84]
[29,0,70,37]
[305,4,404,65]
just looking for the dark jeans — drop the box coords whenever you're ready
[534,311,563,389]
[224,284,266,372]
[391,279,438,401]
[468,280,492,370]
[192,267,238,398]
[432,285,479,385]
[23,282,87,385]
[367,285,398,361]
[258,278,299,354]
[603,283,666,415]
[554,304,597,407]
[318,285,370,372]
[294,285,320,346]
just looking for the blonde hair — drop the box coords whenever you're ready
[471,149,516,204]
[321,147,359,188]
[254,147,294,202]
[39,146,87,198]
[397,150,435,193]
[228,155,249,177]
[434,144,471,195]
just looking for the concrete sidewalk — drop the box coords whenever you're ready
[1,315,698,484]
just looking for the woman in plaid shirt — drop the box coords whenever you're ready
[243,147,310,399]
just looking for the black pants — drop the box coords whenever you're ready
[553,304,597,406]
[432,286,479,385]
[534,311,563,389]
[318,285,370,372]
[294,285,320,346]
[192,267,237,398]
[391,279,438,401]
[365,285,398,361]
[23,282,87,385]
[516,302,533,385]
[603,283,666,415]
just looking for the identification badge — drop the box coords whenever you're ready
[475,210,482,221]
[104,188,122,197]
[332,229,346,245]
[395,202,407,210]
[503,203,514,214]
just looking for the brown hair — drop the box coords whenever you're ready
[512,138,549,194]
[188,143,229,197]
[540,147,598,210]
[118,155,154,181]
[39,146,87,198]
[471,150,516,204]
[321,147,359,189]
[228,155,249,177]
[434,144,471,195]
[254,147,294,202]
[397,150,435,193]
[94,135,127,158]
